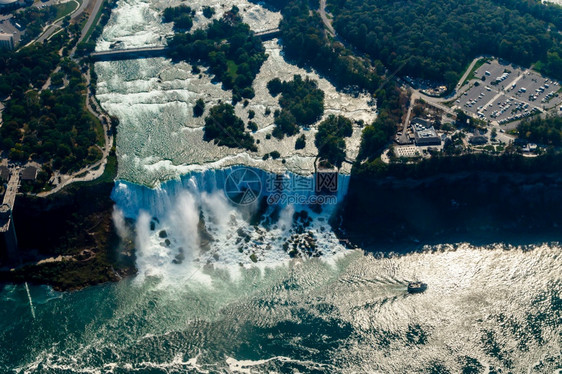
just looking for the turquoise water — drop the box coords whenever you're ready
[1,244,561,373]
[7,0,556,371]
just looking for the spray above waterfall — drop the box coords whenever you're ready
[111,167,351,279]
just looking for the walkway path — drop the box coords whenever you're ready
[1,172,19,210]
[36,0,115,197]
[23,0,90,48]
[319,0,335,37]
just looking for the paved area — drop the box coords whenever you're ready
[1,171,19,206]
[0,15,21,44]
[319,0,335,37]
[395,145,420,158]
[453,60,562,125]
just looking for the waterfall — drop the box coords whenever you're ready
[111,166,351,279]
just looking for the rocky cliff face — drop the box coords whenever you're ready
[340,172,562,251]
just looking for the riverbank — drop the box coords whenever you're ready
[0,161,135,292]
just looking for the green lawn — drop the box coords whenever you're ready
[226,60,238,80]
[82,0,107,42]
[462,58,491,86]
[54,0,81,20]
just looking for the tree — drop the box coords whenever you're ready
[295,134,306,149]
[267,78,283,96]
[203,103,257,151]
[193,98,205,117]
[315,115,353,168]
[203,6,215,19]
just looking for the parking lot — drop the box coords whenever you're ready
[454,60,562,125]
[0,14,21,45]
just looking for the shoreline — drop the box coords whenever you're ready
[0,180,136,292]
[2,167,562,291]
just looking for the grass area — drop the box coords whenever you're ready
[462,58,491,86]
[82,0,107,42]
[82,93,105,147]
[92,112,105,147]
[53,0,81,20]
[76,148,117,187]
[227,60,238,80]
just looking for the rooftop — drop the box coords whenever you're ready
[0,166,8,181]
[20,166,37,181]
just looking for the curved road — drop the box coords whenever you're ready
[32,0,85,45]
[28,0,103,46]
[36,0,114,197]
[319,0,335,37]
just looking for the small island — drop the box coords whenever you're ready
[268,75,325,138]
[167,6,268,103]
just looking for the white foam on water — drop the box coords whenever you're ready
[95,0,376,185]
[109,166,351,285]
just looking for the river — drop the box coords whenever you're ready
[0,0,561,372]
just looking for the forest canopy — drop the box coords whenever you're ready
[315,115,353,168]
[268,75,325,138]
[162,5,194,31]
[517,115,562,146]
[203,103,257,152]
[167,7,267,103]
[328,0,562,86]
[0,28,103,176]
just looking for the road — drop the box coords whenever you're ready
[90,45,167,60]
[77,0,104,43]
[35,0,114,197]
[25,0,87,47]
[456,57,484,89]
[319,0,335,37]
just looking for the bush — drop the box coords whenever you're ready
[248,121,258,132]
[295,134,306,149]
[203,103,257,151]
[193,98,205,117]
[202,6,215,19]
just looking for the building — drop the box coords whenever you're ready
[21,166,37,181]
[469,135,488,145]
[411,117,431,128]
[411,117,441,146]
[0,0,18,11]
[522,143,538,152]
[0,33,14,50]
[0,166,9,181]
